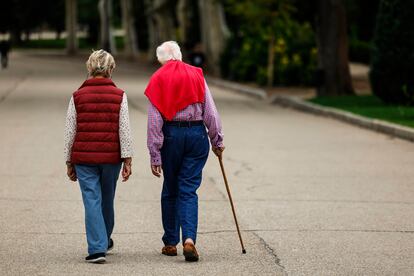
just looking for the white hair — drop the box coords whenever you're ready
[156,41,182,64]
[86,49,116,77]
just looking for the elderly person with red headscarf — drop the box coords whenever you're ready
[64,50,133,263]
[145,41,224,262]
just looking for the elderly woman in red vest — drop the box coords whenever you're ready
[146,41,224,262]
[64,50,133,263]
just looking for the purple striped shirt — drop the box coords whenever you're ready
[147,82,224,165]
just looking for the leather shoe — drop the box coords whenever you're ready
[183,242,199,262]
[162,245,177,256]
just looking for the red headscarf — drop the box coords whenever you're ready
[144,60,205,120]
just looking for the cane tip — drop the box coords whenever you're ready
[242,249,247,254]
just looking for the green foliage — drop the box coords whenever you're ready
[309,95,414,128]
[0,0,65,41]
[349,38,373,64]
[345,0,380,64]
[345,0,380,42]
[222,0,317,86]
[133,0,150,51]
[78,0,100,45]
[370,0,414,104]
[15,37,125,50]
[16,39,67,49]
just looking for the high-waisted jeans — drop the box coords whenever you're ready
[161,124,209,245]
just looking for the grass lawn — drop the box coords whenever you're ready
[309,95,414,128]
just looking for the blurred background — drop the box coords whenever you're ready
[0,0,413,126]
[1,2,414,274]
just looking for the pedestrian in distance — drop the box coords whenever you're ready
[145,41,225,262]
[64,49,133,263]
[0,39,10,69]
[188,43,206,69]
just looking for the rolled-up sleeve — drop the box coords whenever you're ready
[119,93,134,158]
[147,102,164,165]
[203,82,224,148]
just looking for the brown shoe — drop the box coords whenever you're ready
[162,245,177,256]
[183,243,199,262]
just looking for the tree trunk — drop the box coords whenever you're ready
[146,10,158,62]
[176,0,201,59]
[98,0,116,54]
[10,29,22,45]
[154,0,176,42]
[121,0,138,58]
[177,0,194,54]
[23,31,30,41]
[267,34,275,87]
[65,0,78,55]
[177,0,189,47]
[316,0,354,96]
[198,0,230,75]
[146,0,176,62]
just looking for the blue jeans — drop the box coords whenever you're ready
[161,124,210,246]
[75,163,122,255]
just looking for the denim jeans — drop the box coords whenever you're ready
[75,163,122,255]
[161,124,209,245]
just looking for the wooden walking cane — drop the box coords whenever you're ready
[218,154,247,254]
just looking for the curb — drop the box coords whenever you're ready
[208,76,414,143]
[271,94,414,143]
[207,77,267,100]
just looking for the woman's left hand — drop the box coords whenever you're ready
[122,158,132,182]
[66,163,77,182]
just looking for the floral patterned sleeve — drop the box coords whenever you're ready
[119,93,134,158]
[64,96,77,162]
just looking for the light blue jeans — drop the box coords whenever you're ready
[75,163,122,255]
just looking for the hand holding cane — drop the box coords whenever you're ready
[217,152,246,254]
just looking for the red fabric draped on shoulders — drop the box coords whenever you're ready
[144,60,205,120]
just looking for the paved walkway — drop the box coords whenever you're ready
[0,51,413,275]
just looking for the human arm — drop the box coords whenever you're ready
[64,96,77,181]
[119,93,133,182]
[202,82,225,158]
[147,102,164,177]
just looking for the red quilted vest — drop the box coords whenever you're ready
[71,78,124,164]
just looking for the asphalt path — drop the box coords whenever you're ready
[0,51,413,275]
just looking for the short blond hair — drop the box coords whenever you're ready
[86,49,116,77]
[156,41,182,64]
